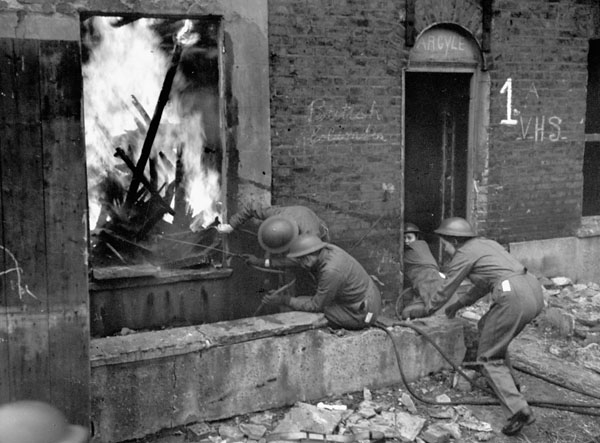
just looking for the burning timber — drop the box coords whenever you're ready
[89,21,221,271]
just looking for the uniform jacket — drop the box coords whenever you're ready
[404,240,440,281]
[288,244,378,313]
[404,240,444,309]
[229,203,329,240]
[430,237,527,311]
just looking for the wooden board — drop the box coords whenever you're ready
[0,37,11,402]
[40,39,90,425]
[511,331,600,400]
[0,37,90,426]
[0,38,50,401]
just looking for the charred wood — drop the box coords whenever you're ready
[124,40,183,210]
[114,147,175,215]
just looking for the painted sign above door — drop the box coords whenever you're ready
[410,27,480,65]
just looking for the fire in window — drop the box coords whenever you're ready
[81,16,226,270]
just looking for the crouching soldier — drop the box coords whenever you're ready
[427,217,544,436]
[261,234,381,330]
[400,222,445,319]
[216,202,330,241]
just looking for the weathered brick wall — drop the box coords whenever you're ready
[408,0,597,242]
[268,0,599,295]
[268,0,405,296]
[484,0,597,243]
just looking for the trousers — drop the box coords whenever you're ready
[478,272,544,417]
[324,285,382,330]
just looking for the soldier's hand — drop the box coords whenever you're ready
[262,290,291,307]
[444,302,462,319]
[216,223,234,234]
[241,254,263,267]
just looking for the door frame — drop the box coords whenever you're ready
[402,23,490,235]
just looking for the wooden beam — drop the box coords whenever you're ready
[40,39,90,426]
[0,38,50,403]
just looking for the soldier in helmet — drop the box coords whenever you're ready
[399,222,445,319]
[260,234,381,330]
[216,203,329,268]
[427,217,544,436]
[216,203,329,240]
[0,400,88,443]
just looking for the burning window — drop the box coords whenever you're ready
[81,16,226,271]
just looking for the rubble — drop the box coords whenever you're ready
[137,276,600,443]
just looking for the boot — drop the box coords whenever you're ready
[501,406,535,436]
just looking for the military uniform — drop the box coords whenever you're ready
[401,240,444,318]
[431,237,544,418]
[229,203,330,240]
[230,204,329,297]
[288,243,381,329]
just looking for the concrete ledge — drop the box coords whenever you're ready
[509,236,600,283]
[90,313,466,443]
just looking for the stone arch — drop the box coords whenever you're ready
[414,0,483,47]
[409,22,483,69]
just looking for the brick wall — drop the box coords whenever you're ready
[268,0,599,297]
[268,0,404,296]
[485,0,596,242]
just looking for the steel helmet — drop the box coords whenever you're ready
[404,222,421,233]
[0,400,88,443]
[434,217,476,237]
[257,216,299,253]
[287,234,327,258]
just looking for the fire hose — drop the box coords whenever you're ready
[372,320,600,416]
[253,278,296,316]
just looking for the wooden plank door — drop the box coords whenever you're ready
[0,37,90,426]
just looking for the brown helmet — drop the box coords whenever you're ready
[434,217,476,237]
[287,234,327,258]
[404,222,421,234]
[0,400,88,443]
[257,216,299,253]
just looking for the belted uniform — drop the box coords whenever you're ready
[288,243,381,329]
[430,237,544,418]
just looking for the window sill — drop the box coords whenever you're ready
[89,264,232,291]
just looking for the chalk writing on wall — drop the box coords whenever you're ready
[0,245,37,300]
[306,99,387,144]
[409,28,479,65]
[499,78,565,142]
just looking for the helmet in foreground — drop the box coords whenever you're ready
[0,400,88,443]
[404,222,421,233]
[287,234,327,258]
[434,217,476,237]
[258,216,299,253]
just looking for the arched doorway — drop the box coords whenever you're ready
[404,24,488,261]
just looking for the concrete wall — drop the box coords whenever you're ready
[510,235,600,283]
[90,312,466,443]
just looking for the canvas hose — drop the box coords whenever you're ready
[252,278,296,316]
[373,321,600,416]
[265,430,385,443]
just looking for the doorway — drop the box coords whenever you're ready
[404,72,471,260]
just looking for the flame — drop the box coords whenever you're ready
[82,17,221,233]
[176,19,199,46]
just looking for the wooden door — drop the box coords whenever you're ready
[0,38,90,426]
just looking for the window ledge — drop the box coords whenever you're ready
[90,265,232,291]
[577,216,600,238]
